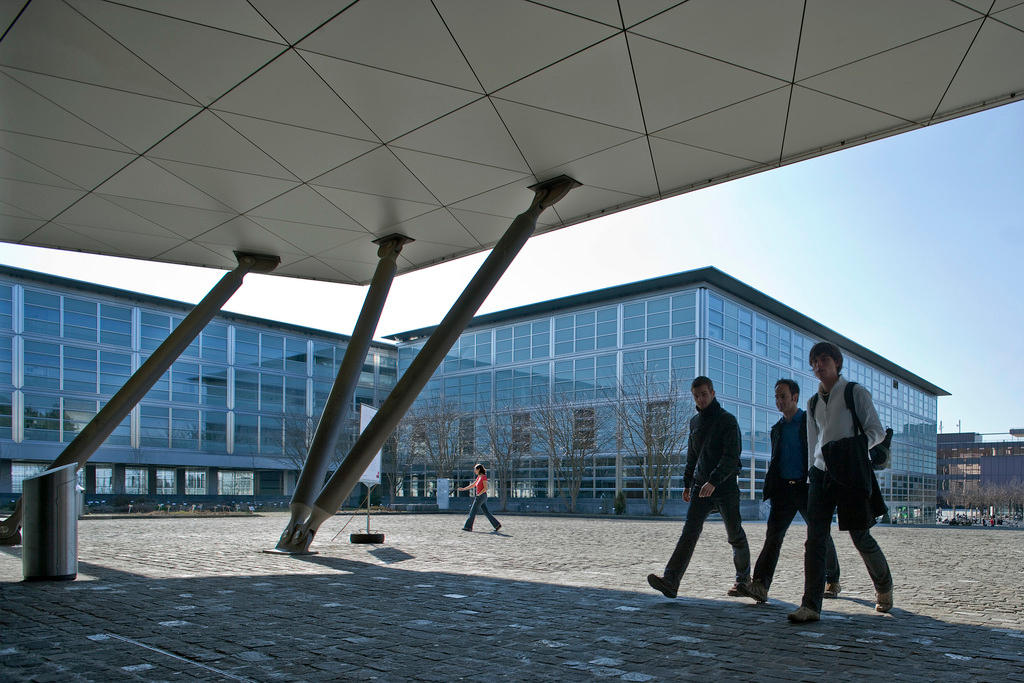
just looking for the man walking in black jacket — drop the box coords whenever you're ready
[647,376,750,599]
[738,379,840,604]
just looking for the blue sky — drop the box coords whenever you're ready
[2,100,1022,435]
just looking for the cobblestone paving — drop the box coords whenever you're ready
[2,512,1023,681]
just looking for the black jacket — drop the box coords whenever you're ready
[683,398,741,494]
[762,411,808,502]
[821,434,889,531]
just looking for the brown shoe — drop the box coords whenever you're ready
[824,581,842,599]
[787,606,820,623]
[875,589,893,613]
[647,573,678,599]
[726,582,744,597]
[737,579,768,603]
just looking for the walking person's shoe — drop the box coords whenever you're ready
[461,527,472,532]
[646,573,678,599]
[493,523,502,532]
[875,589,893,613]
[737,579,768,603]
[726,583,744,597]
[823,581,842,599]
[787,606,820,623]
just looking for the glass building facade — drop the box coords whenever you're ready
[392,268,944,520]
[0,266,395,501]
[937,431,1024,509]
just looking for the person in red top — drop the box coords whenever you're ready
[457,464,501,532]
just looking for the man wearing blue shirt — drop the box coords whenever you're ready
[739,379,839,603]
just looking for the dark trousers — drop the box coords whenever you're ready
[753,483,839,590]
[802,468,892,613]
[463,492,500,530]
[664,488,750,585]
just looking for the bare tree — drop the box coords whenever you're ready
[384,413,419,504]
[483,410,530,510]
[281,410,316,473]
[616,372,692,515]
[416,398,466,491]
[533,397,608,513]
[281,410,352,482]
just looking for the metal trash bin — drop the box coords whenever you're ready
[22,463,78,581]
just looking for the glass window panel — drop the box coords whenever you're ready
[202,410,227,452]
[360,359,375,386]
[12,463,49,492]
[0,335,11,387]
[379,355,397,389]
[22,394,60,441]
[140,311,172,354]
[186,469,207,495]
[235,370,259,410]
[285,376,306,413]
[260,334,283,371]
[201,323,228,362]
[235,328,259,368]
[0,284,12,330]
[201,366,227,406]
[171,361,200,404]
[63,297,97,341]
[234,413,258,454]
[23,340,61,390]
[62,345,98,393]
[140,404,169,447]
[260,415,283,454]
[313,342,334,378]
[99,351,131,395]
[172,408,199,449]
[24,290,60,336]
[62,397,96,442]
[260,373,283,412]
[100,303,131,347]
[156,469,176,495]
[125,467,148,495]
[0,389,11,440]
[218,470,253,496]
[285,337,307,375]
[94,466,113,494]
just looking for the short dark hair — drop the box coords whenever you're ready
[808,341,843,373]
[775,378,800,396]
[474,464,486,475]
[691,376,714,392]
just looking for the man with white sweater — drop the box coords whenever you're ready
[788,341,893,623]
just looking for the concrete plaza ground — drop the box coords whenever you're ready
[1,512,1023,682]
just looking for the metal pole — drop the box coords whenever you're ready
[0,251,279,545]
[277,175,579,553]
[273,236,410,552]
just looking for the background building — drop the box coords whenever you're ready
[1,264,947,520]
[390,267,946,520]
[937,430,1024,515]
[0,266,395,504]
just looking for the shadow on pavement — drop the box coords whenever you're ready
[2,545,1022,682]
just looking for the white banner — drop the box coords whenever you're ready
[358,404,382,486]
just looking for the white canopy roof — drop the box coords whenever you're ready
[2,0,1022,284]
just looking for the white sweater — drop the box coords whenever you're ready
[806,376,885,472]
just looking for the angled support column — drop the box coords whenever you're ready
[273,235,412,553]
[276,175,580,553]
[0,252,280,545]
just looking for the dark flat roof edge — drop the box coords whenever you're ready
[0,264,394,351]
[387,266,949,397]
